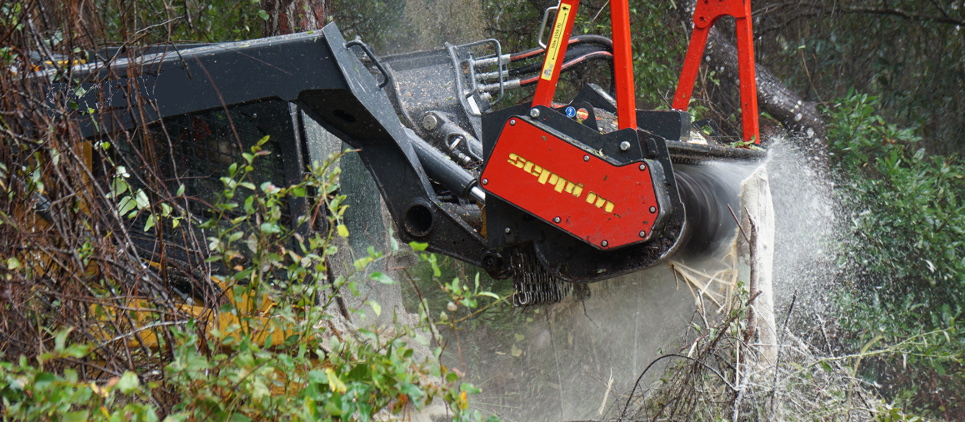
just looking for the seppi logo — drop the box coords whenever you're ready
[506,153,615,214]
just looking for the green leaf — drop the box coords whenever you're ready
[33,372,58,391]
[116,371,140,394]
[54,328,72,352]
[367,300,382,317]
[325,368,347,393]
[144,214,156,232]
[63,344,90,359]
[308,369,326,384]
[63,411,89,422]
[369,272,396,285]
[135,189,150,210]
[111,174,129,197]
[260,222,282,234]
[117,196,136,216]
[336,224,350,238]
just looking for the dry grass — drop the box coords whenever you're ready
[609,245,903,421]
[1,1,232,410]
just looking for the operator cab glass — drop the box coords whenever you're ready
[94,98,310,299]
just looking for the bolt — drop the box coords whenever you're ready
[639,163,647,171]
[601,240,609,247]
[529,108,541,118]
[553,216,561,223]
[509,119,516,126]
[620,141,631,151]
[639,230,647,238]
[422,114,439,130]
[583,155,590,162]
[649,206,657,213]
[482,178,489,185]
[504,227,512,234]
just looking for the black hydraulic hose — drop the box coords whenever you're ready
[508,42,612,76]
[497,34,617,94]
[518,51,614,86]
[509,34,613,61]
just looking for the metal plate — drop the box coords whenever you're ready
[480,118,662,250]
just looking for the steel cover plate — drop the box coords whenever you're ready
[481,118,662,250]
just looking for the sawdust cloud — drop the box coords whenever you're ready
[442,137,841,421]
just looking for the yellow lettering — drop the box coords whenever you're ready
[508,153,525,168]
[504,153,616,215]
[537,167,551,184]
[554,177,568,193]
[571,184,583,197]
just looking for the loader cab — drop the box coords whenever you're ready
[91,98,343,301]
[112,99,302,222]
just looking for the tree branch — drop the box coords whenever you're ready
[705,29,828,155]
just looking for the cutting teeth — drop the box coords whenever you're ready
[674,163,755,257]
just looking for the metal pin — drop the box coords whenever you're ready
[620,141,631,151]
[529,108,540,118]
[509,119,516,126]
[601,240,609,247]
[639,163,647,171]
[422,114,439,130]
[583,155,590,162]
[482,178,489,185]
[649,206,656,213]
[639,230,647,238]
[553,216,561,223]
[504,227,512,234]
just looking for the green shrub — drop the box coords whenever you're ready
[826,90,965,417]
[0,141,496,421]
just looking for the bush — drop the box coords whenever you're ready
[826,90,965,418]
[0,137,494,421]
[1,3,499,419]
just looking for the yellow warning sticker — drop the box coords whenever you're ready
[540,3,572,81]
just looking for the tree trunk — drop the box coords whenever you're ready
[705,30,827,155]
[263,0,330,35]
[676,0,828,158]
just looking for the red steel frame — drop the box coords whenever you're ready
[532,0,760,142]
[532,0,638,130]
[673,0,760,143]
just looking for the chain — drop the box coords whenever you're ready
[510,251,590,306]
